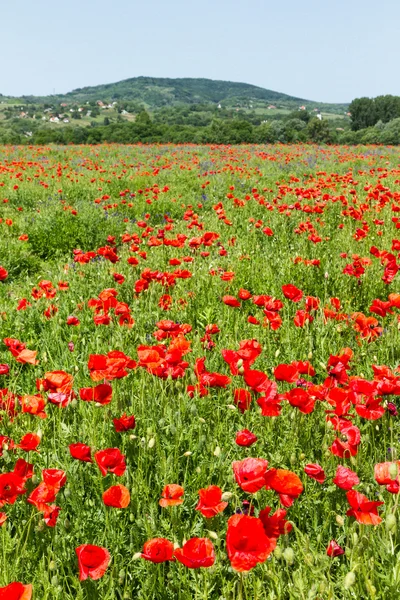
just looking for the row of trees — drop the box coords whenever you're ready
[0,113,334,145]
[349,95,400,130]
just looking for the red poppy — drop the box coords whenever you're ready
[0,364,9,375]
[113,413,136,432]
[226,514,276,572]
[79,382,113,405]
[274,363,299,383]
[244,369,275,394]
[282,284,303,302]
[238,288,252,300]
[232,457,269,493]
[374,462,400,493]
[0,472,26,507]
[222,295,241,308]
[304,464,325,484]
[330,423,361,458]
[102,484,130,508]
[346,490,383,525]
[326,540,345,557]
[141,538,175,563]
[69,443,92,463]
[159,484,184,507]
[94,448,126,476]
[235,429,258,447]
[18,433,40,452]
[264,468,303,507]
[76,545,111,581]
[0,583,32,600]
[195,485,228,517]
[285,388,315,414]
[259,506,292,538]
[174,538,215,568]
[233,388,252,413]
[0,267,8,282]
[66,316,80,326]
[88,351,136,381]
[333,465,359,490]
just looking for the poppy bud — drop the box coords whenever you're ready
[335,515,344,526]
[183,451,192,456]
[290,454,296,465]
[386,513,397,533]
[318,361,326,370]
[64,518,71,529]
[132,552,141,560]
[221,492,232,501]
[51,576,59,586]
[227,404,237,410]
[64,488,71,498]
[213,446,221,457]
[274,545,282,559]
[208,531,218,540]
[299,453,305,460]
[308,351,313,359]
[238,366,245,375]
[148,438,155,448]
[129,514,135,522]
[199,417,206,424]
[74,365,79,372]
[389,463,398,480]
[275,349,280,358]
[49,561,57,570]
[283,547,294,565]
[352,532,358,546]
[344,572,356,589]
[129,434,137,440]
[237,359,243,368]
[118,569,125,581]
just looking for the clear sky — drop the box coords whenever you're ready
[2,0,400,103]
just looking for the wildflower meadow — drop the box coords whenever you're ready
[1,143,400,599]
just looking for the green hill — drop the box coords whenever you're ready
[1,77,348,113]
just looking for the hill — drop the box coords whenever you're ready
[1,76,348,113]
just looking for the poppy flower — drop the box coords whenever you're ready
[113,413,136,432]
[264,468,303,507]
[226,514,276,572]
[195,485,228,517]
[259,506,292,538]
[141,538,175,563]
[18,433,40,452]
[333,465,359,490]
[0,364,9,375]
[69,443,92,463]
[346,490,383,525]
[244,369,275,394]
[232,457,269,493]
[274,364,299,383]
[102,484,130,508]
[76,544,111,581]
[0,267,8,282]
[233,388,252,413]
[0,583,32,600]
[326,540,345,557]
[374,462,400,493]
[282,284,303,302]
[304,464,325,484]
[285,388,315,414]
[222,295,241,308]
[174,538,215,568]
[94,448,126,477]
[66,316,80,326]
[159,484,184,507]
[235,429,258,447]
[79,382,113,405]
[0,472,26,507]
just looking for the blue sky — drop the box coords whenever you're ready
[2,0,399,102]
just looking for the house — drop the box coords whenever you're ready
[268,105,276,110]
[49,116,59,123]
[299,105,306,111]
[316,112,322,121]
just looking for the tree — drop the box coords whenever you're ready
[307,118,333,143]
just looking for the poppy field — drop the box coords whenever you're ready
[1,143,400,599]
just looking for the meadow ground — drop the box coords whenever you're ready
[0,143,400,599]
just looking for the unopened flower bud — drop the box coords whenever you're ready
[132,552,141,560]
[213,446,221,457]
[208,531,218,540]
[335,515,345,526]
[389,463,398,480]
[283,547,294,565]
[221,492,232,501]
[386,513,397,533]
[344,572,356,589]
[148,438,155,448]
